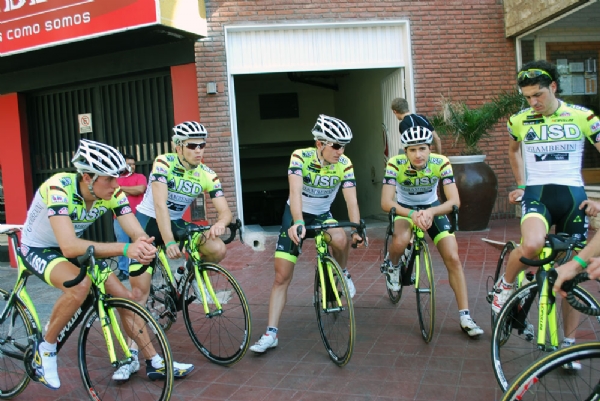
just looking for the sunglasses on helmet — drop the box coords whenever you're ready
[517,69,553,83]
[184,142,207,150]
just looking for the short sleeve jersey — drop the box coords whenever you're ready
[136,153,224,220]
[383,153,454,205]
[288,147,356,215]
[507,102,600,187]
[22,172,132,248]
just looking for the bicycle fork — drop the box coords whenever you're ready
[192,265,223,318]
[317,257,344,313]
[96,297,134,368]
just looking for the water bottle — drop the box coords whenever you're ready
[174,266,185,283]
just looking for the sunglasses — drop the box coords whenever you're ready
[517,69,553,83]
[184,142,207,150]
[324,142,345,150]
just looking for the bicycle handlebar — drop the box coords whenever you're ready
[177,218,244,247]
[519,234,585,267]
[547,269,600,316]
[388,204,459,234]
[296,220,368,254]
[64,246,95,288]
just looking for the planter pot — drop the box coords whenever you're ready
[446,155,498,231]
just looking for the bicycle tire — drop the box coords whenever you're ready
[314,255,355,366]
[491,241,517,327]
[492,281,600,391]
[415,240,435,343]
[182,263,251,366]
[78,297,174,401]
[146,258,177,332]
[0,289,33,399]
[502,342,600,401]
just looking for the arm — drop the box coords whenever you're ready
[508,139,525,204]
[152,180,180,258]
[432,130,442,154]
[116,212,150,242]
[381,184,413,217]
[119,184,146,196]
[207,196,233,240]
[287,173,304,244]
[50,215,155,264]
[554,230,600,294]
[342,186,364,245]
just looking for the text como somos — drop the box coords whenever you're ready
[0,12,91,41]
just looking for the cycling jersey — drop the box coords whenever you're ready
[507,102,600,187]
[287,147,356,215]
[22,172,131,248]
[136,153,224,220]
[383,153,454,205]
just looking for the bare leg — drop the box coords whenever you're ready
[199,238,227,264]
[436,236,468,311]
[328,227,349,268]
[504,217,547,283]
[267,258,295,328]
[389,219,412,266]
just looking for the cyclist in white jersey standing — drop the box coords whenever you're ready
[491,60,600,366]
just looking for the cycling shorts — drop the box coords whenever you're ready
[18,244,110,286]
[521,184,588,241]
[274,203,337,264]
[395,200,454,245]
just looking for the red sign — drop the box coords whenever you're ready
[0,0,158,56]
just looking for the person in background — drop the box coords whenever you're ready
[391,97,442,154]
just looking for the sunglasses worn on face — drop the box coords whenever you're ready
[517,69,553,83]
[184,142,207,150]
[325,142,345,150]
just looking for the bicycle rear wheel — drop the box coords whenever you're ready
[314,255,355,366]
[415,240,435,343]
[79,298,173,401]
[0,289,32,399]
[146,258,177,332]
[492,281,600,391]
[502,342,600,401]
[182,263,251,366]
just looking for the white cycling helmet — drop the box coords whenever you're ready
[400,126,433,149]
[311,114,353,145]
[172,121,208,145]
[71,139,128,177]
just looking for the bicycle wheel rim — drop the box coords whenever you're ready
[182,263,251,366]
[313,256,355,366]
[491,241,516,327]
[415,241,435,343]
[0,289,32,399]
[146,259,177,332]
[79,298,174,401]
[503,343,600,401]
[492,282,600,392]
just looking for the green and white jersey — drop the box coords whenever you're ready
[507,102,600,187]
[383,153,454,205]
[22,172,131,248]
[137,153,224,219]
[288,147,356,215]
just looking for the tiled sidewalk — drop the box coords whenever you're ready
[1,218,523,400]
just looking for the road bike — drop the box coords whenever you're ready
[502,270,600,400]
[0,225,174,400]
[296,219,368,366]
[380,205,458,343]
[145,219,251,366]
[488,233,600,391]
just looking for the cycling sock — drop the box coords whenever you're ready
[266,327,278,336]
[40,340,57,352]
[149,354,163,368]
[459,309,470,317]
[501,276,514,287]
[563,337,575,346]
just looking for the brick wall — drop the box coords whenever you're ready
[195,0,517,221]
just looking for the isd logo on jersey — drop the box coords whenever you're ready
[525,124,582,141]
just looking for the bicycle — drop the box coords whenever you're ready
[296,219,368,367]
[501,271,600,401]
[145,219,251,366]
[488,233,600,391]
[379,205,458,343]
[0,225,174,400]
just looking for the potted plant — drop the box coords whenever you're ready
[431,89,525,230]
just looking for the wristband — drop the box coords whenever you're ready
[166,241,177,248]
[408,210,414,218]
[574,255,588,269]
[123,243,130,257]
[294,220,305,225]
[517,185,526,189]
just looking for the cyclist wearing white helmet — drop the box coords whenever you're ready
[19,139,164,389]
[250,114,366,354]
[381,126,484,338]
[391,97,442,154]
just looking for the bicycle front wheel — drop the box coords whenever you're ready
[415,240,435,343]
[78,298,174,401]
[0,289,32,399]
[182,263,251,366]
[492,281,600,391]
[314,255,355,366]
[502,342,600,401]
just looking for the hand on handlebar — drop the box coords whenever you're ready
[289,223,305,245]
[128,237,157,265]
[553,256,600,297]
[165,240,182,260]
[207,221,227,240]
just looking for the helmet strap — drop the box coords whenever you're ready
[316,142,331,166]
[87,174,99,199]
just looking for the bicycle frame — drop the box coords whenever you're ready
[314,231,344,312]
